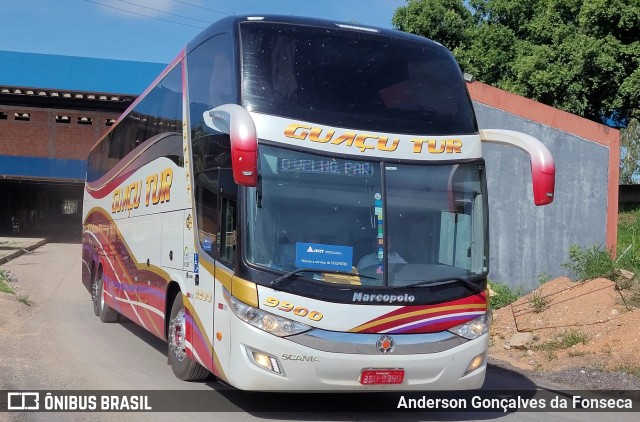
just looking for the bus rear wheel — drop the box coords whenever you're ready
[168,294,209,381]
[97,272,118,323]
[91,270,100,317]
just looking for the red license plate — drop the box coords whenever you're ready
[359,369,405,385]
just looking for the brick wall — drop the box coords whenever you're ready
[0,105,119,161]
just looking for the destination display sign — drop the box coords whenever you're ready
[277,158,374,177]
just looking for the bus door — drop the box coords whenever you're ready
[193,168,237,367]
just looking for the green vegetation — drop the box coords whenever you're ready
[615,208,640,309]
[617,206,640,272]
[558,329,589,348]
[535,329,588,354]
[393,1,640,185]
[561,241,640,310]
[392,0,640,127]
[560,241,640,285]
[551,208,640,310]
[0,270,32,306]
[562,244,617,281]
[620,119,640,184]
[547,209,640,309]
[489,281,521,310]
[0,270,15,295]
[529,273,551,313]
[529,290,549,313]
[617,365,640,379]
[537,273,551,285]
[529,293,548,313]
[16,295,33,307]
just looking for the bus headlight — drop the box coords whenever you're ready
[223,289,312,337]
[448,311,492,340]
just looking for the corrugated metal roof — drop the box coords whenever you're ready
[0,50,166,95]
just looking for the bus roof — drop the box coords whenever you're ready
[187,14,442,56]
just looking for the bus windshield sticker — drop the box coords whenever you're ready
[374,192,384,274]
[202,237,213,251]
[294,243,353,272]
[194,253,199,273]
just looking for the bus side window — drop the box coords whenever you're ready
[195,170,219,257]
[187,32,236,146]
[219,169,238,265]
[195,168,237,265]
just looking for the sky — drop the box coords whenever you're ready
[0,0,407,64]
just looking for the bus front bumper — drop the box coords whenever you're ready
[226,317,489,391]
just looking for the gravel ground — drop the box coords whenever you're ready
[489,357,640,401]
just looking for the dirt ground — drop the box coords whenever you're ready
[489,276,640,389]
[0,290,34,338]
[3,260,640,393]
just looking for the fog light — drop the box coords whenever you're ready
[253,352,271,368]
[465,353,485,375]
[248,349,282,375]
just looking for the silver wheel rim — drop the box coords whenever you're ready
[99,278,105,310]
[92,277,99,304]
[169,309,186,362]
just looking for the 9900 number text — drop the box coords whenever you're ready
[263,297,324,321]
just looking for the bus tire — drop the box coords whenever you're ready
[168,294,209,381]
[98,272,119,323]
[91,269,100,317]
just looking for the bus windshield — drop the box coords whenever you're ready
[245,145,488,287]
[240,22,476,135]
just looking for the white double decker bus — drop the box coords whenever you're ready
[82,15,555,390]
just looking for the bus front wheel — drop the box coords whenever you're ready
[168,294,209,381]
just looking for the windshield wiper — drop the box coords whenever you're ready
[270,268,377,290]
[402,276,485,293]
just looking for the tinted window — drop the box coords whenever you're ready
[194,168,237,264]
[187,33,236,172]
[87,62,184,183]
[240,22,476,135]
[195,170,220,258]
[112,64,183,160]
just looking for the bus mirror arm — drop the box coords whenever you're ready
[480,129,555,206]
[203,104,258,187]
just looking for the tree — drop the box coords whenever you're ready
[620,119,640,185]
[392,0,640,127]
[391,0,473,51]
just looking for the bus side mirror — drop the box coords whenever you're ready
[203,104,258,187]
[480,129,555,206]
